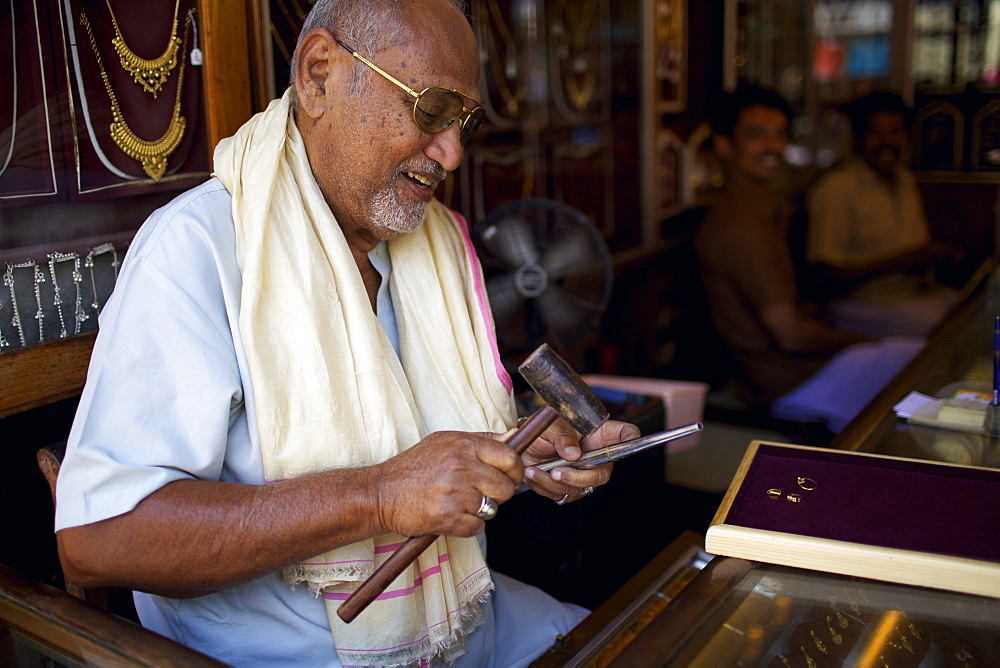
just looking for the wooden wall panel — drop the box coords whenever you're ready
[198,0,254,149]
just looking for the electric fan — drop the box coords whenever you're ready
[472,198,613,362]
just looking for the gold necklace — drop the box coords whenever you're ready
[105,0,181,98]
[81,10,189,182]
[481,0,525,115]
[554,0,597,111]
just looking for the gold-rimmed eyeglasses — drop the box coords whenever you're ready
[336,39,485,144]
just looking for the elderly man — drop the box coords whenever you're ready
[806,91,960,337]
[53,1,633,665]
[695,85,923,432]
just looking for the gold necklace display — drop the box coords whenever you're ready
[106,0,182,98]
[80,9,189,182]
[481,0,526,115]
[553,0,598,112]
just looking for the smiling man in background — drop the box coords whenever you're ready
[694,85,923,433]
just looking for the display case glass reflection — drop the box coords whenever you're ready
[830,266,1000,469]
[572,550,709,665]
[0,0,58,203]
[537,533,999,666]
[0,0,211,206]
[725,0,904,172]
[531,534,710,667]
[666,562,1000,667]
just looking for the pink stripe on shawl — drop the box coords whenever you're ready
[291,541,410,570]
[321,553,455,602]
[333,564,491,655]
[450,209,513,393]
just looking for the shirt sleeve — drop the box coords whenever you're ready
[55,189,247,530]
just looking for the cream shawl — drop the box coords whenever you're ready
[213,90,516,666]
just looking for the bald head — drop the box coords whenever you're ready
[290,0,470,98]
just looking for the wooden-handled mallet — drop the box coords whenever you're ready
[336,343,611,623]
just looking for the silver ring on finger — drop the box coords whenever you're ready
[580,486,595,497]
[556,494,571,505]
[476,495,498,520]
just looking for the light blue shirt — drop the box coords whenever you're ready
[55,179,583,666]
[367,240,400,359]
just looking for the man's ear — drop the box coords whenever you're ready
[293,28,345,119]
[713,134,734,161]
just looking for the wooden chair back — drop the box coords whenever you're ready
[35,443,111,611]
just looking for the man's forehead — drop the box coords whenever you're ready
[396,3,479,85]
[736,105,789,129]
[865,111,905,130]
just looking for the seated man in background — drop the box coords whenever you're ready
[53,1,635,666]
[695,85,923,433]
[806,90,961,337]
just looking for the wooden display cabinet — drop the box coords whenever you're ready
[0,0,254,409]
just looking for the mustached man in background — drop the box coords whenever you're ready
[806,91,962,338]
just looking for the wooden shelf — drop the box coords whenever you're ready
[0,333,96,419]
[915,171,1000,184]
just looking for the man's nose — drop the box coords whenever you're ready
[766,135,788,153]
[877,131,905,147]
[424,126,465,173]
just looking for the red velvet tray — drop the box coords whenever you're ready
[706,441,1000,598]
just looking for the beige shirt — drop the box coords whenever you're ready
[807,156,930,269]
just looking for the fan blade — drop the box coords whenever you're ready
[538,222,605,279]
[480,216,540,268]
[555,259,612,298]
[536,285,605,348]
[485,273,527,325]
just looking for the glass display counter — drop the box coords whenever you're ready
[534,539,1000,667]
[531,530,711,667]
[534,263,1000,667]
[830,259,1000,471]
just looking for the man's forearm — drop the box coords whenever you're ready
[762,301,872,355]
[57,470,383,598]
[814,245,942,283]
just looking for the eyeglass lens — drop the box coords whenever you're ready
[415,88,484,143]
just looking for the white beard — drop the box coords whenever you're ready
[370,185,428,234]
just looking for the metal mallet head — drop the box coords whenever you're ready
[518,343,610,438]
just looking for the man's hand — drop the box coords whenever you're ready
[519,420,639,504]
[373,431,523,538]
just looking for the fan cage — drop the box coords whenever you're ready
[472,198,614,358]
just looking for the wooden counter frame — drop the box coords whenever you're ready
[531,530,709,667]
[0,562,225,666]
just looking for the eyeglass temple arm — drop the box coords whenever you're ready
[334,39,421,101]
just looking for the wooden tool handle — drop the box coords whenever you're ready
[336,404,559,623]
[502,404,559,455]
